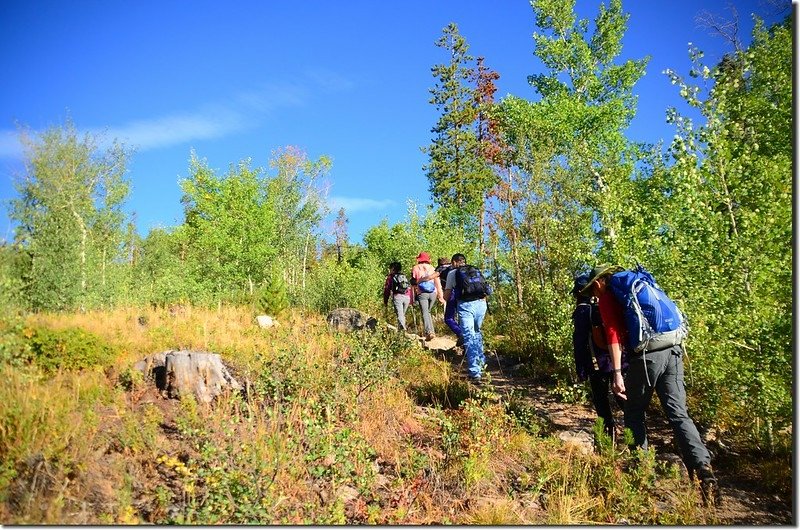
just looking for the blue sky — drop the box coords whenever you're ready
[0,0,790,244]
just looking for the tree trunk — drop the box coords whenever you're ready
[478,205,486,270]
[71,207,88,311]
[135,350,244,404]
[302,230,311,291]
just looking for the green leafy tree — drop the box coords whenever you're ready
[486,0,646,380]
[10,119,131,311]
[332,207,349,264]
[179,146,330,304]
[134,226,202,306]
[528,0,648,261]
[363,201,471,275]
[255,266,290,317]
[656,16,791,449]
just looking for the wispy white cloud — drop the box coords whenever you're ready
[0,72,355,159]
[329,195,394,214]
[304,69,355,92]
[97,106,245,151]
[0,130,23,159]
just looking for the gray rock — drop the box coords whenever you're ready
[326,308,377,332]
[558,429,595,455]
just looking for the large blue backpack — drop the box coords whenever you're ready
[607,264,688,353]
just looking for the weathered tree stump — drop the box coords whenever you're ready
[134,350,241,403]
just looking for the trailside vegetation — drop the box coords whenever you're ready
[0,1,790,524]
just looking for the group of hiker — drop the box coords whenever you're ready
[382,251,490,384]
[384,255,719,502]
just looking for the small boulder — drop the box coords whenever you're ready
[558,429,595,455]
[255,315,278,328]
[326,308,377,332]
[423,336,457,352]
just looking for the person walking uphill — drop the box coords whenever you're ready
[581,264,719,502]
[572,273,627,440]
[444,253,491,384]
[383,262,413,331]
[435,257,462,343]
[411,252,441,341]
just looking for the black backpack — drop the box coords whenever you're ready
[455,265,489,301]
[391,273,410,294]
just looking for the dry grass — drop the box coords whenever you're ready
[1,305,723,525]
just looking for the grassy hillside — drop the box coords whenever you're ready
[0,306,771,524]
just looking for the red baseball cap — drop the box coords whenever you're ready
[416,252,431,263]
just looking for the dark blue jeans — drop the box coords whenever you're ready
[624,344,711,470]
[444,291,462,338]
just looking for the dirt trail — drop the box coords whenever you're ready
[422,337,793,525]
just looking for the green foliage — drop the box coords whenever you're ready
[134,226,205,306]
[298,252,384,314]
[178,147,329,304]
[0,244,28,316]
[652,16,792,447]
[363,203,473,273]
[254,267,290,316]
[10,118,132,311]
[24,326,118,372]
[424,23,497,239]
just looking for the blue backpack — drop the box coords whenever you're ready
[607,264,687,353]
[417,280,436,293]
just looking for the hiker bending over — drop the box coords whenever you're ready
[383,261,413,331]
[581,264,718,502]
[411,252,440,341]
[444,253,491,384]
[572,272,627,440]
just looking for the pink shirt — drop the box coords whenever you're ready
[411,262,439,297]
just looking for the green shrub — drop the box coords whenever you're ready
[25,326,118,372]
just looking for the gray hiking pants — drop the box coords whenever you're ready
[624,344,711,470]
[416,291,437,335]
[392,294,411,330]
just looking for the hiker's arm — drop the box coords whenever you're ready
[572,306,592,382]
[434,276,445,304]
[418,271,440,282]
[609,342,626,400]
[598,292,626,399]
[382,276,391,305]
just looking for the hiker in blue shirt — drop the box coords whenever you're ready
[572,273,627,440]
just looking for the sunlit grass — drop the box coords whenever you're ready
[0,305,733,524]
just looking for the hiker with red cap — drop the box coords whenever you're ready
[411,251,440,341]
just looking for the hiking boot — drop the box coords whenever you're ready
[694,464,720,506]
[468,375,483,387]
[455,336,464,347]
[425,333,436,341]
